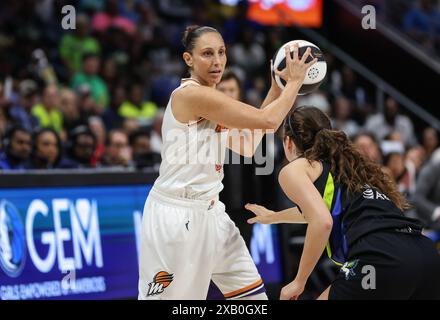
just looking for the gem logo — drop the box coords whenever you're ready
[0,200,26,277]
[147,271,174,296]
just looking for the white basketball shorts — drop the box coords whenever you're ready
[138,187,265,300]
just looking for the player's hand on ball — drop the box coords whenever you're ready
[280,280,305,300]
[245,203,277,224]
[274,44,317,85]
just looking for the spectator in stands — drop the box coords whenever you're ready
[27,128,71,169]
[59,13,101,74]
[100,129,133,168]
[339,66,370,115]
[0,126,32,171]
[65,125,96,168]
[245,76,266,106]
[382,140,415,196]
[31,84,63,133]
[331,96,360,138]
[0,109,7,141]
[8,79,40,132]
[406,145,427,185]
[402,0,440,52]
[296,90,330,115]
[150,110,164,154]
[130,129,161,170]
[91,0,136,35]
[352,131,383,164]
[122,118,140,138]
[413,160,440,231]
[88,116,107,167]
[70,53,109,111]
[365,96,417,147]
[75,84,101,121]
[422,127,439,161]
[102,84,126,130]
[118,82,158,126]
[229,27,266,78]
[59,88,82,135]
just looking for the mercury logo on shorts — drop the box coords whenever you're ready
[147,271,174,296]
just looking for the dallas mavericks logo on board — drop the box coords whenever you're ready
[0,200,26,277]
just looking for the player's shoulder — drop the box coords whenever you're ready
[173,84,211,105]
[279,158,323,183]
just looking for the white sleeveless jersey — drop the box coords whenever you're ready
[153,79,229,200]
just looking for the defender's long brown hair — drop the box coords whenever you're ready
[284,106,409,211]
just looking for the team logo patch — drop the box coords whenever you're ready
[341,259,359,280]
[0,200,26,277]
[147,271,174,296]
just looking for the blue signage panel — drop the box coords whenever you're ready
[0,185,151,300]
[0,184,282,299]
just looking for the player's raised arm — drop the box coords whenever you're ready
[175,45,316,130]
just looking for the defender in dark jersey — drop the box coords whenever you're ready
[246,106,440,300]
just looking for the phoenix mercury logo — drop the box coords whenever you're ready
[147,271,174,296]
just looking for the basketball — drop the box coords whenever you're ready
[272,40,327,95]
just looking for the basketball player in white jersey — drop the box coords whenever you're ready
[138,25,316,300]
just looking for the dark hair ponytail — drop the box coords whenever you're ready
[285,106,409,211]
[182,25,220,53]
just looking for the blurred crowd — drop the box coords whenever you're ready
[357,0,440,56]
[0,0,439,235]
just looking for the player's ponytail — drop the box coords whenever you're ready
[284,106,409,211]
[182,25,220,53]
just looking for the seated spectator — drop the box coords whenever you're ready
[76,84,101,120]
[413,160,440,232]
[422,127,439,160]
[352,131,383,164]
[118,82,158,126]
[365,96,417,147]
[402,0,440,51]
[150,110,164,154]
[130,129,161,170]
[100,129,133,168]
[8,79,40,132]
[91,0,136,35]
[331,96,360,138]
[65,125,97,168]
[70,53,109,111]
[31,84,63,133]
[59,13,101,74]
[296,90,330,115]
[339,66,371,115]
[122,118,141,138]
[88,116,106,166]
[229,27,266,78]
[0,109,7,140]
[102,84,126,130]
[406,145,427,175]
[382,140,415,196]
[59,88,82,134]
[27,128,73,169]
[0,126,32,171]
